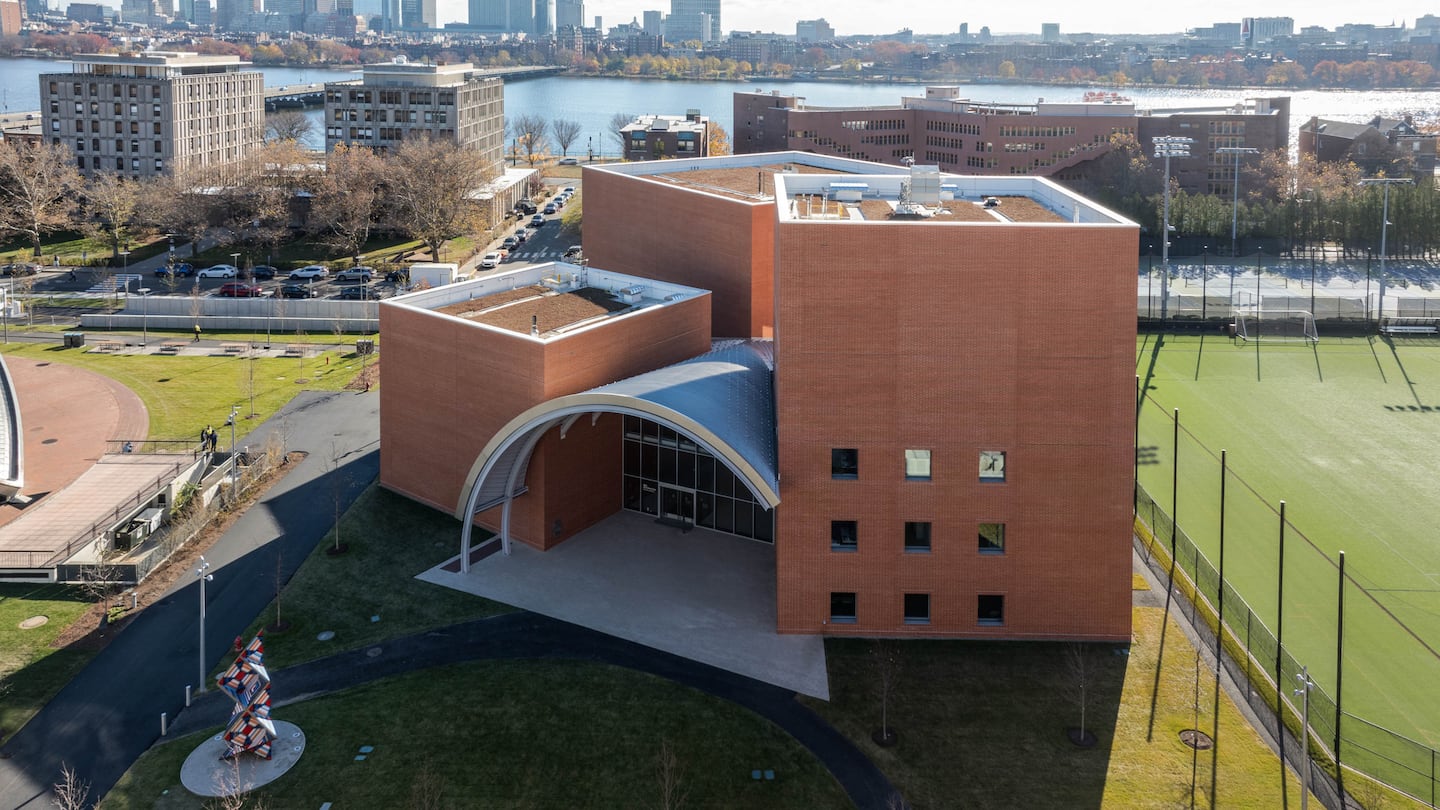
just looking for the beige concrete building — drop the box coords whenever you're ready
[324,60,505,176]
[40,52,265,179]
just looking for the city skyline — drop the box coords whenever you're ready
[429,0,1437,34]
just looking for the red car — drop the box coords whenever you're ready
[217,282,264,298]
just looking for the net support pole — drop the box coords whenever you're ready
[1218,449,1227,635]
[1276,500,1287,784]
[1171,408,1180,567]
[1134,376,1141,517]
[1335,549,1346,803]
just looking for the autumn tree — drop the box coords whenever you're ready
[510,113,551,166]
[308,144,386,260]
[551,117,582,157]
[265,110,314,143]
[707,122,731,156]
[80,172,142,264]
[0,140,81,258]
[215,141,317,263]
[383,137,488,260]
[137,168,212,259]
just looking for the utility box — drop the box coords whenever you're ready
[356,339,375,356]
[408,263,462,289]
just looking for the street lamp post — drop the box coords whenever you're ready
[1201,246,1209,321]
[588,136,593,163]
[1359,177,1412,327]
[1294,665,1315,810]
[1154,136,1194,325]
[196,556,213,692]
[226,405,238,495]
[1216,146,1259,258]
[166,232,175,266]
[230,252,241,277]
[138,287,150,346]
[117,249,130,305]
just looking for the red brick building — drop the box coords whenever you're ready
[380,152,1138,641]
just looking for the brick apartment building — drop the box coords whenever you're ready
[735,87,1289,197]
[380,151,1138,640]
[40,52,265,179]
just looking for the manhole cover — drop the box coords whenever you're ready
[41,439,57,445]
[316,630,335,641]
[1179,729,1214,750]
[18,615,48,629]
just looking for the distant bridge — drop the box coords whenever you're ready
[263,65,565,111]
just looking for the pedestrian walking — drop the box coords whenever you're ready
[193,323,202,343]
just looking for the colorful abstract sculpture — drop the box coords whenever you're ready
[216,633,276,760]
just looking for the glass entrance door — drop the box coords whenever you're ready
[660,485,695,525]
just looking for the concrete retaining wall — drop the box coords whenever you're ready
[79,296,380,333]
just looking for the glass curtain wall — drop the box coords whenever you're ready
[621,415,774,543]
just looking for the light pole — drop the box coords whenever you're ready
[226,405,238,492]
[230,252,241,276]
[196,556,213,692]
[587,136,593,163]
[1359,177,1412,326]
[166,232,175,266]
[1201,246,1209,321]
[138,287,150,346]
[1154,136,1193,325]
[1294,665,1315,810]
[1216,146,1259,258]
[117,249,130,305]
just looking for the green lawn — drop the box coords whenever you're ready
[0,584,96,746]
[807,607,1312,809]
[1135,335,1440,749]
[103,660,849,810]
[0,231,169,268]
[235,485,512,671]
[0,342,367,441]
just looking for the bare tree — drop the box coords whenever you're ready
[216,141,316,263]
[382,138,487,261]
[327,439,349,555]
[551,117,583,157]
[1066,643,1098,747]
[870,640,901,746]
[308,144,385,261]
[264,110,314,144]
[51,763,90,810]
[510,114,550,166]
[80,173,142,264]
[655,738,687,810]
[138,168,212,260]
[0,140,81,258]
[608,112,633,159]
[78,560,122,628]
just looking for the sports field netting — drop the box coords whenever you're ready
[1135,334,1440,804]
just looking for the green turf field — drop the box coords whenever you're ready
[1135,334,1440,773]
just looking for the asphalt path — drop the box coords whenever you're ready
[0,387,379,809]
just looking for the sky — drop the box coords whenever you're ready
[437,1,1438,35]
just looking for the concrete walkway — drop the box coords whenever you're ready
[167,611,900,810]
[419,510,830,699]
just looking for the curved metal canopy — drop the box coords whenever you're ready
[456,341,777,564]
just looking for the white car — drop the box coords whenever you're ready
[290,265,330,280]
[479,251,503,269]
[197,264,238,278]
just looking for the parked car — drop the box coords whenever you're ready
[501,236,520,250]
[563,186,576,194]
[479,251,503,269]
[217,282,264,298]
[529,214,547,228]
[543,203,557,215]
[384,267,409,284]
[289,264,329,280]
[155,262,195,278]
[1,263,39,277]
[279,283,320,299]
[512,229,528,243]
[338,285,383,300]
[563,246,584,259]
[515,201,537,215]
[334,266,374,282]
[197,264,238,279]
[249,265,279,280]
[558,157,579,165]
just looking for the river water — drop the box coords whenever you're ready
[5,56,1439,154]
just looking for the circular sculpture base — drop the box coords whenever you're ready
[180,721,306,797]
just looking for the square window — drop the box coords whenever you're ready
[978,594,1005,625]
[831,520,858,552]
[831,448,858,478]
[904,521,931,553]
[903,593,930,624]
[830,592,857,623]
[905,449,931,480]
[979,450,1006,482]
[979,523,1005,554]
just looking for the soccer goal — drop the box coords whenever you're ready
[1233,309,1319,343]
